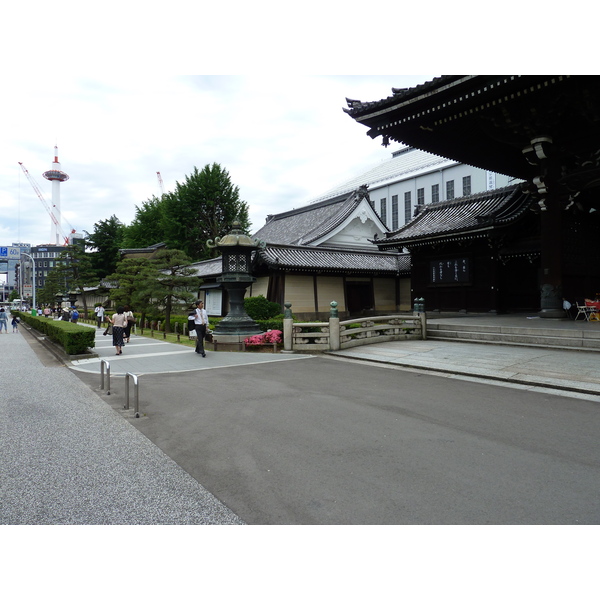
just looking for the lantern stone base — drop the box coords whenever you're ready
[212,333,252,352]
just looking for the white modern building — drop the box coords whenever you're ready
[309,146,517,230]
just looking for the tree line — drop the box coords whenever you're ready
[36,163,251,331]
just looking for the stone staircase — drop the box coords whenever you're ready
[426,320,600,352]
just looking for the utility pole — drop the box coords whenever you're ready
[21,253,36,310]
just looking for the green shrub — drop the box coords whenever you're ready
[17,312,95,355]
[244,296,282,321]
[255,316,285,332]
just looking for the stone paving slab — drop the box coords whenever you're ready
[70,328,311,376]
[329,340,600,398]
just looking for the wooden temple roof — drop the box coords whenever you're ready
[374,184,533,249]
[253,187,387,246]
[256,244,410,275]
[344,76,600,198]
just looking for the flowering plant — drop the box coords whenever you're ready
[244,329,283,345]
[263,329,282,343]
[244,334,265,346]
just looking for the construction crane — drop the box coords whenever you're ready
[18,162,71,245]
[157,171,166,196]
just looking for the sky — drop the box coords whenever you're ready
[1,74,437,247]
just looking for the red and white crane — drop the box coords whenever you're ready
[157,171,166,196]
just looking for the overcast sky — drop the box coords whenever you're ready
[2,1,579,256]
[1,74,436,247]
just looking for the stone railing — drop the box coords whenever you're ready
[282,301,426,353]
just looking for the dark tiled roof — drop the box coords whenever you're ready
[257,244,410,275]
[119,242,167,255]
[189,257,223,278]
[376,184,532,248]
[252,193,353,245]
[343,76,462,117]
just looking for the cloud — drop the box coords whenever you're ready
[2,74,437,248]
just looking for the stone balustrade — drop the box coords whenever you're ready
[283,301,426,353]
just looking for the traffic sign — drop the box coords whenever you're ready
[0,247,21,259]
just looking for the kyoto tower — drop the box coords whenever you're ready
[42,146,69,245]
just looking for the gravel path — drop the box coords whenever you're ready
[0,330,244,525]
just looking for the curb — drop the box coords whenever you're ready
[21,324,98,366]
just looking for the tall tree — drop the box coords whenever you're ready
[107,250,199,332]
[51,245,97,316]
[161,163,251,260]
[142,249,199,332]
[85,215,126,278]
[107,257,157,321]
[38,269,63,306]
[122,196,166,249]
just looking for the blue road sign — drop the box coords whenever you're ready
[0,247,21,259]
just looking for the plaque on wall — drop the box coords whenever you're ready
[430,258,470,284]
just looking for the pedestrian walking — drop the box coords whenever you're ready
[71,308,79,323]
[95,304,105,328]
[11,314,19,333]
[0,308,8,333]
[123,304,134,343]
[194,300,208,357]
[110,306,128,355]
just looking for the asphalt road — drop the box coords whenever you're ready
[72,354,600,525]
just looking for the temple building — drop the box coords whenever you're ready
[192,186,410,320]
[345,75,600,316]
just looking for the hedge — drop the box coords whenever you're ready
[17,312,96,355]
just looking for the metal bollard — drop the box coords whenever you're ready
[124,372,140,418]
[100,359,111,395]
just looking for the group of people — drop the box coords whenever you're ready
[0,308,19,333]
[2,298,210,358]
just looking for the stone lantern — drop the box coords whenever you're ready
[207,221,264,349]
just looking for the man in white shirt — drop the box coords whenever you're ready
[95,304,105,328]
[194,300,208,357]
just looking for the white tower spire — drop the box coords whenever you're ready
[42,145,69,245]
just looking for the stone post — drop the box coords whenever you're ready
[283,301,294,353]
[329,301,340,351]
[420,311,427,340]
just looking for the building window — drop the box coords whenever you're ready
[417,188,425,206]
[463,175,471,196]
[446,180,454,201]
[432,184,439,203]
[380,198,387,224]
[391,195,398,230]
[404,191,412,223]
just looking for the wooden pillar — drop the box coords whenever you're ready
[539,195,564,317]
[523,136,564,318]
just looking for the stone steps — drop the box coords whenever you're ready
[426,321,600,352]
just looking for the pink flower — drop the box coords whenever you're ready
[263,329,282,343]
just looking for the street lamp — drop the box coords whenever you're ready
[20,252,36,310]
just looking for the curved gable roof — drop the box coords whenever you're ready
[376,184,532,249]
[253,187,387,247]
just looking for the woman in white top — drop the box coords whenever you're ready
[110,306,128,355]
[123,304,134,343]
